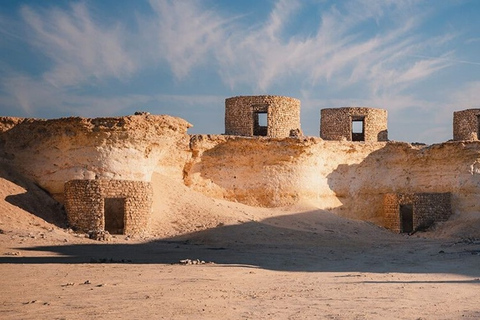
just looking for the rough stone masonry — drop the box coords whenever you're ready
[225,95,301,138]
[64,179,153,236]
[320,107,388,142]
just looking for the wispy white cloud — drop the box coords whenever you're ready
[0,70,224,119]
[11,0,458,96]
[465,37,480,44]
[0,0,474,144]
[264,0,301,40]
[144,0,227,80]
[20,3,137,87]
[1,74,53,116]
[214,0,454,98]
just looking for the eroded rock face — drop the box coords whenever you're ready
[1,114,480,228]
[185,135,480,224]
[0,115,191,201]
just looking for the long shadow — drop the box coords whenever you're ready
[0,163,67,227]
[1,210,479,277]
[361,279,480,284]
[1,141,480,276]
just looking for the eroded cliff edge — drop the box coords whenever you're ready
[1,115,480,230]
[186,135,480,226]
[0,115,191,202]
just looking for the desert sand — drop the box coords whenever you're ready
[1,170,479,319]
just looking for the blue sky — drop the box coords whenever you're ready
[0,0,479,144]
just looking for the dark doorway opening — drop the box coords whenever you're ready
[253,112,268,136]
[400,204,413,233]
[352,117,365,141]
[477,115,480,140]
[104,198,125,234]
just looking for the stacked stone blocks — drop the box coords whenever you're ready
[383,193,452,233]
[453,109,480,140]
[225,95,301,138]
[64,179,153,236]
[320,107,388,142]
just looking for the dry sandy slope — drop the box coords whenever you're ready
[1,167,480,319]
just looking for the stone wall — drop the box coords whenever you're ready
[64,179,153,236]
[225,95,301,138]
[383,193,452,233]
[453,109,480,141]
[320,107,388,142]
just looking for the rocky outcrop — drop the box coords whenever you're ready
[0,115,191,202]
[185,135,480,225]
[1,114,479,229]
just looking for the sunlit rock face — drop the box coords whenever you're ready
[2,113,480,229]
[185,135,480,225]
[0,115,191,202]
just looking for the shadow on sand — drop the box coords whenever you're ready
[1,210,479,277]
[0,163,67,228]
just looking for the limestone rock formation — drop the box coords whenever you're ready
[184,136,480,226]
[1,114,480,234]
[0,114,191,202]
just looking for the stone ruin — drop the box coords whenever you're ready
[320,107,388,142]
[383,193,452,233]
[225,95,301,138]
[3,101,478,237]
[64,179,153,236]
[453,108,480,141]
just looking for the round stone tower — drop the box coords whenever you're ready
[225,95,301,138]
[453,109,480,141]
[320,107,388,142]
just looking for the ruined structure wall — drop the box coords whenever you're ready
[64,179,153,235]
[414,193,452,227]
[225,95,301,138]
[2,114,480,234]
[383,193,452,233]
[453,109,480,141]
[320,107,388,142]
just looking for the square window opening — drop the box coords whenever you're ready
[351,117,365,141]
[253,112,268,136]
[258,112,268,127]
[477,115,480,140]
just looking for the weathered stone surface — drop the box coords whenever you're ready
[453,109,480,141]
[225,95,301,138]
[64,179,153,236]
[185,135,480,226]
[321,107,388,142]
[1,113,480,232]
[0,114,191,202]
[383,193,452,233]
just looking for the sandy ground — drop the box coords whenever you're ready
[0,171,480,319]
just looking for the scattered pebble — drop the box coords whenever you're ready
[4,251,20,256]
[90,258,133,263]
[177,259,213,265]
[62,282,75,287]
